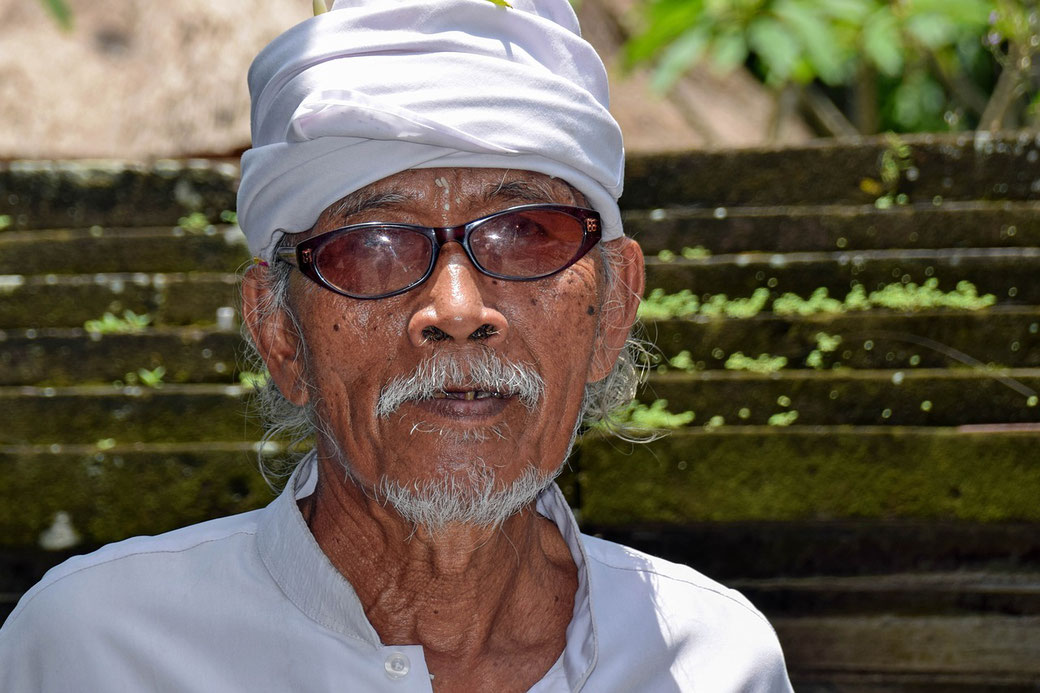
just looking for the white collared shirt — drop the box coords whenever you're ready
[0,455,793,692]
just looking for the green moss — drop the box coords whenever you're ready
[578,429,1040,523]
[0,448,273,548]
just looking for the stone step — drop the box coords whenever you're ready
[650,307,1040,371]
[3,308,1039,386]
[0,160,238,231]
[576,427,1040,524]
[3,243,1038,328]
[627,200,1040,255]
[4,199,1037,274]
[642,369,1040,427]
[2,372,1038,444]
[3,370,1039,444]
[0,225,249,275]
[2,134,1035,229]
[776,615,1040,688]
[0,384,261,445]
[733,572,1040,617]
[2,433,1038,549]
[622,131,1040,210]
[0,327,244,386]
[0,272,242,329]
[644,248,1040,303]
[0,442,273,551]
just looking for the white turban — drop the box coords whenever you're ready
[238,0,624,262]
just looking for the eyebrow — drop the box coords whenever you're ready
[482,178,570,205]
[328,190,416,222]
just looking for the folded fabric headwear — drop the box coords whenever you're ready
[237,0,625,263]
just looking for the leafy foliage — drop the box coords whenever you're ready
[626,0,1039,133]
[84,310,152,335]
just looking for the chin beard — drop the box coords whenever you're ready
[372,461,562,532]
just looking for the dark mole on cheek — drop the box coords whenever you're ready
[530,298,537,306]
[333,323,340,332]
[586,306,595,316]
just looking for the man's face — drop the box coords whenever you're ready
[252,168,640,507]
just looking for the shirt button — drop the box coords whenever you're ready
[384,652,410,680]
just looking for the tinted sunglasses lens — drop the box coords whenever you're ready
[314,227,432,297]
[470,209,589,278]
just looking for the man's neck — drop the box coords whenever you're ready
[299,455,578,691]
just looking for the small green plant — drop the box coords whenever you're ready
[724,352,788,373]
[681,246,711,259]
[862,133,913,209]
[121,366,166,389]
[84,310,151,335]
[219,210,238,225]
[598,399,695,430]
[239,371,271,390]
[768,410,800,426]
[806,332,842,369]
[177,212,211,233]
[638,288,701,320]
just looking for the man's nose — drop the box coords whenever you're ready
[407,246,508,346]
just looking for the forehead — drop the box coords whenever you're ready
[311,168,582,231]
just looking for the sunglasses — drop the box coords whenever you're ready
[274,204,602,299]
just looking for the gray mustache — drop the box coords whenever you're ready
[376,352,544,418]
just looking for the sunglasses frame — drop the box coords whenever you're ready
[274,204,602,300]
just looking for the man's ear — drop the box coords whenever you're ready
[588,238,645,382]
[241,266,310,406]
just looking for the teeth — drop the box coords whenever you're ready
[430,390,505,401]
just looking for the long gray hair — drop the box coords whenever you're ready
[240,242,650,488]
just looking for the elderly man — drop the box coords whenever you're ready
[0,0,792,690]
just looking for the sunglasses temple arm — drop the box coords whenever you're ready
[274,247,300,267]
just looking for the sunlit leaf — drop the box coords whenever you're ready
[905,14,958,50]
[775,0,847,84]
[651,25,711,92]
[906,0,989,27]
[748,17,800,84]
[625,0,707,65]
[817,0,874,24]
[863,6,904,76]
[709,29,749,74]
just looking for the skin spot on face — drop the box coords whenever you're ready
[586,306,595,316]
[333,323,340,332]
[530,298,537,306]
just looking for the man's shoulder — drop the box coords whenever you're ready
[580,533,793,690]
[4,509,264,629]
[581,532,766,620]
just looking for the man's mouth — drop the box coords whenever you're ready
[432,390,509,401]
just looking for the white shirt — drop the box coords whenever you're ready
[0,455,793,692]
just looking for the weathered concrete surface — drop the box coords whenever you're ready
[622,132,1040,209]
[0,160,238,230]
[626,201,1040,254]
[577,428,1040,523]
[0,385,260,444]
[641,370,1040,426]
[0,328,243,386]
[644,250,1040,302]
[0,444,272,548]
[777,615,1040,681]
[649,308,1040,371]
[0,226,250,274]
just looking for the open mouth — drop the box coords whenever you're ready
[432,390,509,401]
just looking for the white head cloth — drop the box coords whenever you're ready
[238,0,624,262]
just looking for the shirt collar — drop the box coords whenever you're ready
[256,453,598,689]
